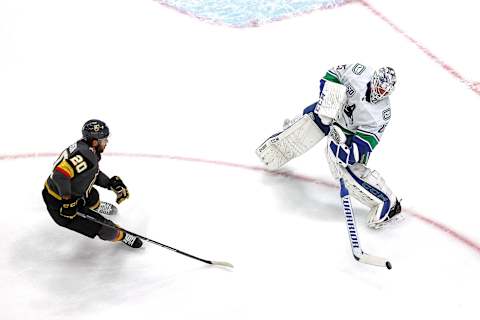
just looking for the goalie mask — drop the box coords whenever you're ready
[370,67,396,103]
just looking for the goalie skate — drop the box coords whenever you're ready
[368,199,404,229]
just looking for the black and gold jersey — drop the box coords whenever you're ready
[45,140,110,200]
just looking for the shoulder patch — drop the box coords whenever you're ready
[352,63,366,75]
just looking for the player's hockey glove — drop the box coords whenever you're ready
[109,176,129,204]
[59,196,84,219]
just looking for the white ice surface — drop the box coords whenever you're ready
[0,1,479,319]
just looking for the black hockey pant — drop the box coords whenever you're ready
[42,187,119,241]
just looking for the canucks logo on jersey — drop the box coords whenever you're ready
[382,108,391,121]
[344,104,356,121]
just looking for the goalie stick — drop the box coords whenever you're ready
[76,211,234,269]
[339,178,392,269]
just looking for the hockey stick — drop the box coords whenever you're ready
[76,211,234,268]
[339,178,392,269]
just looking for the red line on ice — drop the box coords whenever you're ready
[2,151,479,256]
[358,0,479,96]
[154,0,480,96]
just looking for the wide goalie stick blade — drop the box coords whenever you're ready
[356,252,392,269]
[339,178,392,270]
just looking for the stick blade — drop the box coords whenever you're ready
[357,253,391,269]
[211,261,234,268]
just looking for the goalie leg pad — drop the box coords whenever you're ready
[326,147,398,225]
[256,114,326,170]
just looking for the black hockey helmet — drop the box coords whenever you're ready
[82,119,110,141]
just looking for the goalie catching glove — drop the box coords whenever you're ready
[109,176,129,204]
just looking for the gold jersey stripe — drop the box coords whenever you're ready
[44,181,62,201]
[56,159,75,178]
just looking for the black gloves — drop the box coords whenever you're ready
[59,196,84,219]
[109,176,129,204]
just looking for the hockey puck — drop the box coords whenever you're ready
[386,261,392,270]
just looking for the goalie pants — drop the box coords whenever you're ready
[42,186,119,241]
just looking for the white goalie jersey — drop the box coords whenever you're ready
[325,63,392,163]
[256,63,395,169]
[255,63,401,229]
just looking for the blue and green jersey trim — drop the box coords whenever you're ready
[323,70,341,84]
[333,125,379,165]
[355,129,380,150]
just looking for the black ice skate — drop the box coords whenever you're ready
[122,233,143,248]
[93,201,118,215]
[371,199,404,229]
[387,199,402,220]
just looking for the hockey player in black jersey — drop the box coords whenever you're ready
[42,119,142,248]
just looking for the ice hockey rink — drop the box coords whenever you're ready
[1,0,479,319]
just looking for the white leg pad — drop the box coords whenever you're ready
[256,114,325,170]
[325,143,397,225]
